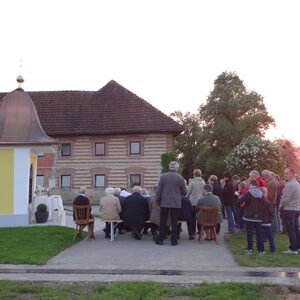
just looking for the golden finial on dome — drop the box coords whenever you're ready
[16,59,24,88]
[16,75,24,88]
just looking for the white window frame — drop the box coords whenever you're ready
[61,175,71,188]
[130,141,141,155]
[129,174,141,188]
[95,142,106,156]
[95,174,105,188]
[36,175,44,187]
[61,143,71,156]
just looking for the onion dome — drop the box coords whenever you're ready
[0,76,55,145]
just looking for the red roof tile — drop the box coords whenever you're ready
[0,80,183,136]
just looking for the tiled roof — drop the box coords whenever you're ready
[0,80,183,136]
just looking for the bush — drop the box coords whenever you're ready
[225,135,283,176]
[36,204,48,212]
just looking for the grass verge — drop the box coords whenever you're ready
[0,226,86,265]
[1,281,298,300]
[226,231,300,267]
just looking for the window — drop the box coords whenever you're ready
[36,175,44,187]
[95,174,105,188]
[130,141,141,155]
[129,174,141,188]
[61,143,71,156]
[61,175,71,188]
[95,142,105,156]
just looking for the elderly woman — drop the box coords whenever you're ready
[99,187,121,238]
[187,169,206,237]
[122,186,150,240]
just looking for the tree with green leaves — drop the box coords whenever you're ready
[161,152,178,173]
[225,135,283,176]
[199,71,275,175]
[171,111,204,179]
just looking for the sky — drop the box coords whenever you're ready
[1,0,300,145]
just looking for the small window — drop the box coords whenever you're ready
[61,175,71,188]
[61,143,71,156]
[95,174,105,188]
[36,175,44,187]
[130,141,141,155]
[95,142,105,156]
[129,174,141,188]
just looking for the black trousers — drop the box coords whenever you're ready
[158,207,181,243]
[177,221,194,237]
[191,206,197,235]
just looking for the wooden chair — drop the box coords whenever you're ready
[198,206,219,243]
[73,204,94,240]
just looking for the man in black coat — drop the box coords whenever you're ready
[178,196,195,240]
[222,171,236,234]
[122,186,149,240]
[73,187,95,239]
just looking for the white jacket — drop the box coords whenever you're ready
[188,177,205,206]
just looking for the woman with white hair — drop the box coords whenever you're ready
[99,187,121,238]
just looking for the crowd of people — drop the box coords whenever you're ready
[73,162,300,254]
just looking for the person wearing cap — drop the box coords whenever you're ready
[197,183,223,240]
[155,161,187,246]
[73,187,95,239]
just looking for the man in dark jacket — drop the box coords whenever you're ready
[73,187,95,239]
[122,186,149,240]
[208,175,224,218]
[238,180,265,254]
[155,161,187,246]
[222,171,235,234]
[177,196,195,240]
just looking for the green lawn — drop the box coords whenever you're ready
[226,231,300,267]
[0,226,86,265]
[0,281,296,300]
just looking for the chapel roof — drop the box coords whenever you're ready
[0,86,56,145]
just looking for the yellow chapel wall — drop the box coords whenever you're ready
[0,149,14,214]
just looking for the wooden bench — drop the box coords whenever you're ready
[102,219,185,242]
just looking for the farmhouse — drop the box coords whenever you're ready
[1,80,182,202]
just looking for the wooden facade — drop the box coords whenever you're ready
[37,133,174,201]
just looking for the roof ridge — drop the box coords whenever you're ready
[2,81,183,136]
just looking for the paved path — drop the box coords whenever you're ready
[1,212,300,285]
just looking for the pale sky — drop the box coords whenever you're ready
[1,0,299,145]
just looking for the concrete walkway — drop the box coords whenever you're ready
[1,211,300,285]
